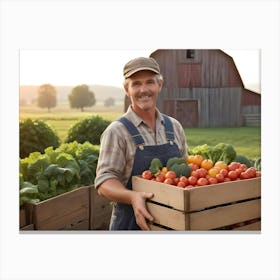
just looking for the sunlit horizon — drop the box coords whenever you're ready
[20,49,261,93]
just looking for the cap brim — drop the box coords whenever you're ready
[124,67,160,78]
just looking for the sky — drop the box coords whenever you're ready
[19,49,261,93]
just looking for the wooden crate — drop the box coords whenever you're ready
[89,186,112,230]
[19,185,113,231]
[132,176,261,231]
[30,186,90,230]
[20,204,34,230]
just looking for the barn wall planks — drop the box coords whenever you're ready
[159,87,242,127]
[150,49,260,127]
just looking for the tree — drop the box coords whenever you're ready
[68,84,96,112]
[37,84,57,112]
[104,97,115,107]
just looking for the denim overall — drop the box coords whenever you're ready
[110,114,181,230]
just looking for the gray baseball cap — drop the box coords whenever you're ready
[123,57,161,78]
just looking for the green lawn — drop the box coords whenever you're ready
[185,127,261,160]
[20,104,124,142]
[20,104,261,160]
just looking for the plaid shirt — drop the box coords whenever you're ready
[94,106,188,189]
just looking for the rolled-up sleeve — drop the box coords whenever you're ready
[94,122,134,189]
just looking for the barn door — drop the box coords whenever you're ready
[175,100,199,128]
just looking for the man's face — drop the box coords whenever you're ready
[124,70,163,112]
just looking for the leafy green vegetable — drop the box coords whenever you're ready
[254,157,261,171]
[189,143,237,164]
[19,180,40,206]
[169,163,191,178]
[165,157,190,177]
[19,141,100,206]
[149,158,163,176]
[212,143,236,164]
[188,144,213,160]
[166,157,186,170]
[234,155,252,167]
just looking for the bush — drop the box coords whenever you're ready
[20,119,60,159]
[65,115,111,145]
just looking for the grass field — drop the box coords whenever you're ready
[185,127,261,160]
[20,103,124,142]
[20,104,261,160]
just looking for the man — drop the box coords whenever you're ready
[94,57,188,230]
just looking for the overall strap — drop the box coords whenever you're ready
[118,117,145,146]
[161,114,175,142]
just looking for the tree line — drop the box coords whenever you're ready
[34,84,116,112]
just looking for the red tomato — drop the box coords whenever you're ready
[188,176,197,186]
[197,177,209,186]
[235,168,243,177]
[142,170,153,180]
[228,162,241,171]
[165,171,176,179]
[228,170,238,180]
[245,167,257,178]
[219,168,228,177]
[240,171,250,179]
[208,177,218,185]
[188,163,199,171]
[197,168,208,178]
[155,173,165,182]
[215,173,225,183]
[224,177,231,182]
[239,164,247,172]
[164,178,174,185]
[256,171,261,177]
[177,181,186,188]
[191,170,200,179]
[173,177,180,185]
[179,176,189,185]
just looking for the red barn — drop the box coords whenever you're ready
[149,49,260,127]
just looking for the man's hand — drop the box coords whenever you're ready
[131,191,154,230]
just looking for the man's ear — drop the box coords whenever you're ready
[158,79,163,91]
[124,84,130,97]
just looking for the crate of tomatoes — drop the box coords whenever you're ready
[132,153,261,231]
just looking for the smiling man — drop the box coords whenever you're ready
[94,57,188,230]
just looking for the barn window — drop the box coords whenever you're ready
[186,50,195,59]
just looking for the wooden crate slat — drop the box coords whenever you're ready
[34,186,90,230]
[187,178,261,211]
[232,221,261,231]
[20,208,27,228]
[147,202,186,230]
[149,223,169,231]
[133,176,260,212]
[20,204,34,229]
[189,199,261,230]
[89,186,112,230]
[62,219,89,230]
[133,176,187,211]
[20,224,35,230]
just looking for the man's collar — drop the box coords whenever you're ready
[125,106,164,127]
